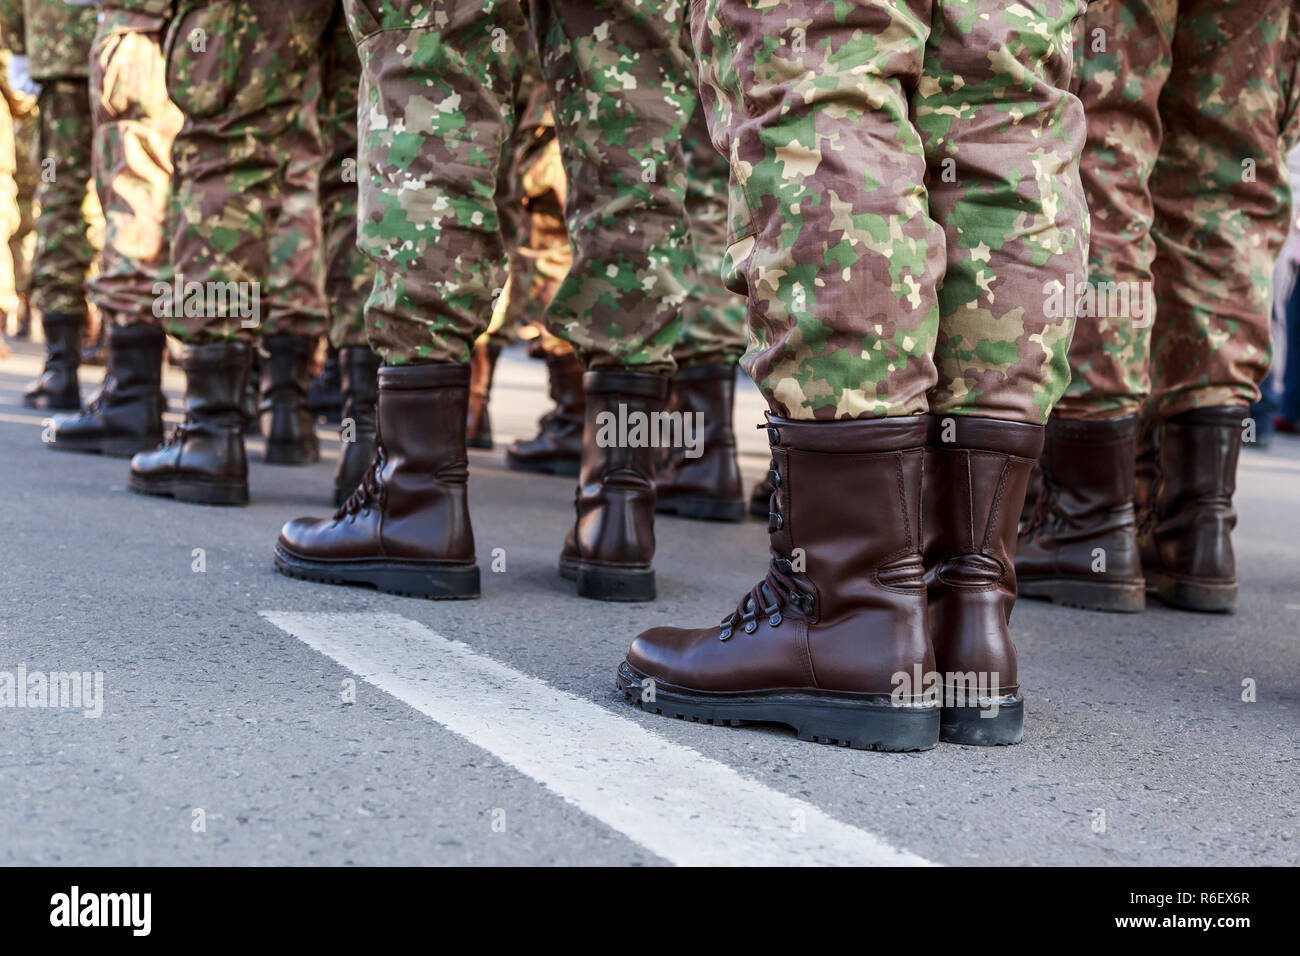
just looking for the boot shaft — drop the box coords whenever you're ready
[765,415,927,624]
[579,370,667,490]
[339,346,380,429]
[183,342,250,427]
[373,363,474,562]
[1042,414,1139,520]
[106,324,165,396]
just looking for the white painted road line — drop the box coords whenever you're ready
[261,610,936,867]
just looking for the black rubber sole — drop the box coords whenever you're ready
[656,493,746,523]
[263,440,321,466]
[128,473,249,506]
[48,433,162,459]
[1019,576,1145,613]
[466,435,494,450]
[558,554,654,602]
[940,695,1024,746]
[616,662,938,752]
[1147,572,1237,614]
[505,452,581,477]
[274,544,480,599]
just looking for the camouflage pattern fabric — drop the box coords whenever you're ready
[1056,0,1300,421]
[0,0,98,81]
[262,66,328,340]
[165,0,337,343]
[87,10,183,330]
[319,6,372,349]
[2,55,39,318]
[531,0,700,375]
[691,0,1089,423]
[31,78,97,318]
[675,64,746,370]
[345,0,531,365]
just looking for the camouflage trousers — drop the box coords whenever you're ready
[88,11,183,331]
[1056,0,1300,421]
[347,0,741,372]
[32,79,99,319]
[692,0,1090,423]
[10,101,39,314]
[165,0,363,343]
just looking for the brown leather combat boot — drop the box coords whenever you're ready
[23,312,83,410]
[129,342,250,506]
[1016,415,1145,612]
[558,370,666,602]
[1139,406,1243,613]
[259,333,320,465]
[274,363,480,600]
[466,340,500,450]
[654,363,745,522]
[49,324,165,457]
[506,350,584,476]
[332,345,381,508]
[618,415,938,752]
[924,416,1042,746]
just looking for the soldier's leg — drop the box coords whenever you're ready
[273,0,530,600]
[130,0,336,506]
[530,0,698,601]
[1138,0,1300,613]
[656,59,750,523]
[11,106,39,338]
[316,5,379,505]
[48,11,182,458]
[918,0,1087,743]
[619,0,944,749]
[259,73,327,466]
[24,79,95,410]
[1016,0,1176,615]
[503,65,584,476]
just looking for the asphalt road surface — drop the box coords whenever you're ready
[2,339,1298,865]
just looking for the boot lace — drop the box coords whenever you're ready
[718,454,812,640]
[336,444,387,519]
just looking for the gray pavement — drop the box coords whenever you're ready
[1,339,1297,866]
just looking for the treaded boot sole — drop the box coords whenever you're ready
[1019,576,1145,613]
[1146,571,1237,614]
[49,432,162,458]
[558,554,655,602]
[263,440,321,465]
[940,694,1024,746]
[274,544,480,599]
[505,451,581,477]
[466,434,494,450]
[616,662,938,752]
[128,472,249,506]
[656,493,746,523]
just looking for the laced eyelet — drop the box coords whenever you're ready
[769,612,782,627]
[768,467,780,488]
[768,512,783,532]
[718,627,732,641]
[743,620,757,634]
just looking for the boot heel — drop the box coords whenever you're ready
[794,703,939,752]
[576,564,655,602]
[1019,576,1145,613]
[940,696,1024,746]
[1148,573,1237,614]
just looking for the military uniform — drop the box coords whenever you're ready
[1019,0,1300,617]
